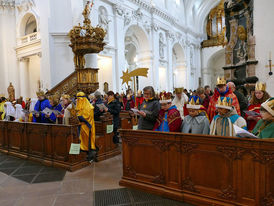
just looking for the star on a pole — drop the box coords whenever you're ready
[120,69,132,86]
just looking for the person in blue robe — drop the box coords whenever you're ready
[33,91,52,123]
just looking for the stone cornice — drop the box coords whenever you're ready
[127,0,203,38]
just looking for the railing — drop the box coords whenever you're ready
[18,32,40,46]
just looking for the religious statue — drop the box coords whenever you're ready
[7,82,15,101]
[103,82,109,94]
[224,0,236,9]
[235,26,247,64]
[159,33,165,59]
[98,6,109,40]
[82,1,91,21]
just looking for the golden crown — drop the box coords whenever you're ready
[217,97,233,107]
[255,82,266,91]
[174,87,184,94]
[159,92,172,102]
[216,77,226,86]
[36,90,45,97]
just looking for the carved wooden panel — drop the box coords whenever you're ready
[0,121,6,148]
[27,124,48,157]
[7,122,24,151]
[119,129,274,206]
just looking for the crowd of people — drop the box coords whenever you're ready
[0,77,273,161]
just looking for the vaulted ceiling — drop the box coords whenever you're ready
[183,0,221,34]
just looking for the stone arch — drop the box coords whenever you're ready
[205,48,225,88]
[17,12,39,37]
[172,43,187,88]
[124,24,150,55]
[124,24,151,90]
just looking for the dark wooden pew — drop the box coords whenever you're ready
[95,113,121,161]
[0,113,120,171]
[0,121,88,171]
[120,110,137,129]
[119,129,274,206]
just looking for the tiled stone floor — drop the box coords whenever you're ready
[0,153,123,206]
[0,152,193,206]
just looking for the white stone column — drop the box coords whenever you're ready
[85,54,98,68]
[185,41,191,90]
[150,22,159,91]
[166,32,173,92]
[113,5,125,93]
[137,50,153,90]
[18,57,30,98]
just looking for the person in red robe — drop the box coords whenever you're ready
[135,90,144,109]
[208,77,241,122]
[245,82,270,131]
[123,94,135,110]
[153,92,182,132]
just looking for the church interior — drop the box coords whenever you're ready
[0,0,273,205]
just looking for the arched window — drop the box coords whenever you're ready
[24,14,37,35]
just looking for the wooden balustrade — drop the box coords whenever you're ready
[119,129,274,206]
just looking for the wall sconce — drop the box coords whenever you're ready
[266,52,273,76]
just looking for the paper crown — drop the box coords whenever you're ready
[61,94,70,100]
[216,77,226,86]
[255,82,266,91]
[174,87,184,94]
[261,97,274,116]
[36,90,45,97]
[159,92,172,103]
[187,96,202,109]
[0,94,5,98]
[216,97,233,110]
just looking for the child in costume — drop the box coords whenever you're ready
[181,96,210,135]
[210,97,247,137]
[252,97,274,139]
[245,82,270,131]
[153,92,182,132]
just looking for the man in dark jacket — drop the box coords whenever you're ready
[137,86,160,130]
[227,82,248,117]
[105,91,121,144]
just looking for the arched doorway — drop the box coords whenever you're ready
[206,48,225,89]
[172,43,186,90]
[124,25,151,92]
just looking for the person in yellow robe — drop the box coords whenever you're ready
[76,91,97,162]
[0,96,6,120]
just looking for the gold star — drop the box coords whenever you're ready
[120,69,132,86]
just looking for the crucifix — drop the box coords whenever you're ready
[265,52,274,76]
